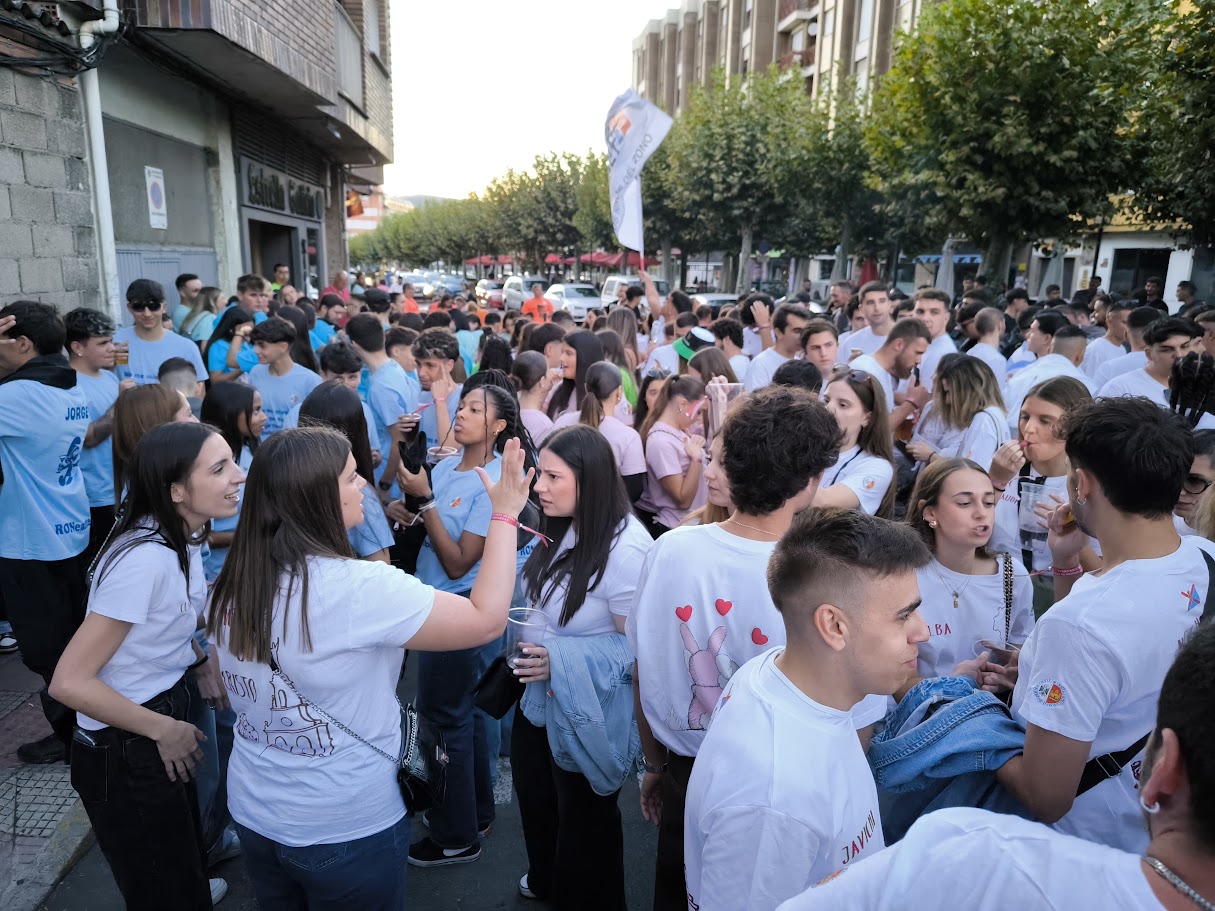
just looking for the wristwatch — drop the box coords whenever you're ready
[642,760,668,775]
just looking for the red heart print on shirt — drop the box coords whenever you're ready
[715,599,732,616]
[751,627,769,645]
[675,605,693,622]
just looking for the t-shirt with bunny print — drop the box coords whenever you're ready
[625,523,887,759]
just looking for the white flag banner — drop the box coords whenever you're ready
[605,88,673,259]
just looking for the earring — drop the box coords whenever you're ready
[1140,796,1160,815]
[928,521,937,528]
[1076,497,1087,506]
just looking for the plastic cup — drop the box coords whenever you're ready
[1017,484,1052,534]
[426,446,459,465]
[973,638,1020,668]
[114,344,129,366]
[706,382,746,439]
[507,607,549,669]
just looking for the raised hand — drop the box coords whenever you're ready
[478,437,534,518]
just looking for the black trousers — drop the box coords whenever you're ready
[0,553,87,746]
[81,504,116,573]
[512,713,627,910]
[653,752,696,911]
[71,678,212,911]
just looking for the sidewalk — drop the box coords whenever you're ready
[0,653,93,911]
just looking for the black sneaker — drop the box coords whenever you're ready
[407,836,481,867]
[17,735,65,764]
[421,811,492,838]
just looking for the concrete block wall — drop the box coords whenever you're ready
[0,58,100,312]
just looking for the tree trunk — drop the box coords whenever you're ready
[831,215,853,282]
[722,253,735,294]
[661,240,674,287]
[679,248,689,289]
[736,225,754,296]
[982,235,1014,294]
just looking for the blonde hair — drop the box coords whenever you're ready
[1193,485,1215,540]
[937,355,1006,428]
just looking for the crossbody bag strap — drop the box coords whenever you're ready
[1001,551,1014,644]
[1075,732,1151,797]
[1016,462,1039,572]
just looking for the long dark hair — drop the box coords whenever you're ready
[466,380,537,476]
[208,428,355,663]
[206,306,253,352]
[299,381,375,484]
[828,368,896,518]
[639,375,705,444]
[523,425,631,625]
[201,382,259,463]
[546,330,604,420]
[579,361,622,430]
[478,334,512,373]
[278,305,321,373]
[96,422,218,589]
[510,350,548,395]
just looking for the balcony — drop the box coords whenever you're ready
[333,3,363,110]
[778,46,816,71]
[777,0,820,33]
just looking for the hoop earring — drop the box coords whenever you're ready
[1140,796,1160,815]
[1076,497,1087,506]
[928,521,937,528]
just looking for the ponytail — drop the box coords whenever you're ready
[639,375,705,444]
[579,361,621,431]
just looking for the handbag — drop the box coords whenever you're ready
[474,654,523,719]
[268,655,449,812]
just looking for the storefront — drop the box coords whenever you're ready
[238,157,326,296]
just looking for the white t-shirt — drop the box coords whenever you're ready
[1004,354,1096,432]
[1093,350,1147,389]
[742,326,764,357]
[78,533,205,730]
[968,342,1008,393]
[728,353,751,380]
[950,405,1009,471]
[839,325,888,359]
[918,334,958,387]
[685,649,887,911]
[643,343,680,378]
[1082,336,1126,379]
[819,446,893,515]
[914,555,1034,679]
[991,472,1101,576]
[217,558,434,846]
[1098,367,1168,405]
[529,516,651,637]
[775,808,1165,911]
[743,347,792,392]
[1011,535,1215,852]
[848,354,895,411]
[909,403,965,460]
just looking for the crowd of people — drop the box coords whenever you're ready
[0,263,1213,911]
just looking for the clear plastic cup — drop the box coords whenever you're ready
[1017,484,1052,534]
[426,446,459,465]
[114,343,129,366]
[507,607,549,669]
[973,638,1021,668]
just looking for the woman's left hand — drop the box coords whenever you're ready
[192,653,230,712]
[512,644,550,683]
[905,441,936,463]
[396,462,432,498]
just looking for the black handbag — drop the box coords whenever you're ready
[474,654,523,719]
[269,656,449,812]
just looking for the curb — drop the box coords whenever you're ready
[2,799,94,911]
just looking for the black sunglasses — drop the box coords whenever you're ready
[1183,475,1214,496]
[129,300,163,312]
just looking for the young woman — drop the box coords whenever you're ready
[277,304,322,374]
[512,350,557,445]
[181,286,221,346]
[299,381,395,564]
[596,327,638,410]
[207,428,532,909]
[502,311,520,346]
[989,375,1095,615]
[816,369,897,517]
[687,347,739,385]
[682,435,733,527]
[50,422,244,909]
[906,355,1008,471]
[552,361,645,501]
[636,375,707,536]
[906,458,1034,682]
[112,384,196,503]
[199,383,264,582]
[633,370,667,435]
[546,330,604,420]
[512,425,652,908]
[205,307,257,383]
[477,333,513,375]
[605,305,644,366]
[395,384,538,868]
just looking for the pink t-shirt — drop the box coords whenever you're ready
[522,408,554,446]
[639,421,707,529]
[553,412,646,477]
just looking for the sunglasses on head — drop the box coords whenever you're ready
[129,300,163,313]
[833,368,875,386]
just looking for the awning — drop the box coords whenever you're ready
[544,253,565,265]
[914,253,983,265]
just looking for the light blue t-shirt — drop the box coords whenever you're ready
[0,376,92,560]
[367,360,420,460]
[348,485,395,558]
[75,370,121,508]
[112,327,207,385]
[419,385,463,451]
[207,338,259,376]
[248,363,323,440]
[282,399,379,455]
[310,321,337,351]
[182,311,216,344]
[202,445,253,582]
[456,329,481,368]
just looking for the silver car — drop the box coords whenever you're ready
[545,283,600,321]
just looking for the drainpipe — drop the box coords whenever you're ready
[76,1,122,320]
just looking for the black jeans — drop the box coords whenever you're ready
[82,504,116,572]
[653,752,695,911]
[0,553,87,746]
[512,712,626,910]
[70,677,212,911]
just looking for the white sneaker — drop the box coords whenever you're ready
[209,877,228,905]
[519,873,537,900]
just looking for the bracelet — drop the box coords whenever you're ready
[188,653,209,671]
[642,761,668,775]
[757,324,772,330]
[491,512,519,528]
[992,484,1007,492]
[1052,564,1084,578]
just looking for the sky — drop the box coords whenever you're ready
[384,0,664,199]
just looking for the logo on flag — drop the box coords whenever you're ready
[604,88,673,257]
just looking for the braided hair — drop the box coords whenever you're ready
[463,376,539,483]
[1169,352,1215,429]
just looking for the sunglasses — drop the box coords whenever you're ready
[1183,475,1214,496]
[832,368,876,387]
[129,300,163,312]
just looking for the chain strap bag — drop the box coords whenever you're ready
[269,655,449,813]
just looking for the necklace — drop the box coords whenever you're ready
[930,557,976,609]
[1144,856,1215,911]
[724,518,781,538]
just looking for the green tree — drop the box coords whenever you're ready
[574,151,615,252]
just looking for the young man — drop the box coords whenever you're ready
[1142,275,1167,312]
[910,288,958,386]
[683,506,931,910]
[1043,283,1063,302]
[738,293,776,355]
[995,397,1215,853]
[312,293,347,348]
[270,262,290,294]
[1176,279,1203,315]
[1093,306,1165,387]
[1097,317,1202,408]
[399,283,421,314]
[1081,299,1131,378]
[839,281,894,360]
[743,304,811,391]
[157,356,204,419]
[247,316,322,439]
[800,319,841,377]
[385,326,420,379]
[235,273,272,323]
[411,327,463,451]
[848,318,932,414]
[362,288,392,328]
[112,278,207,385]
[710,317,750,379]
[968,307,1010,393]
[170,272,202,332]
[0,302,92,764]
[827,280,853,333]
[346,313,420,482]
[280,341,379,456]
[628,386,848,911]
[1070,274,1103,308]
[1004,315,1095,432]
[521,284,553,323]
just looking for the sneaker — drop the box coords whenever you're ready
[421,811,492,838]
[519,873,537,900]
[407,836,481,867]
[17,735,65,764]
[208,828,242,867]
[0,633,16,654]
[209,877,228,904]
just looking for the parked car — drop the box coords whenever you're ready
[424,275,465,300]
[545,283,600,321]
[600,274,671,313]
[690,293,739,320]
[503,274,549,310]
[398,273,428,295]
[475,279,505,309]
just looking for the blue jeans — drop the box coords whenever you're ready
[236,815,410,911]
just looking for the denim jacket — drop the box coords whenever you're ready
[520,632,641,796]
[867,675,1031,842]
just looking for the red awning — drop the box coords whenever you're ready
[544,253,564,265]
[496,254,514,265]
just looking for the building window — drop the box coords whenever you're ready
[823,8,835,36]
[365,0,381,60]
[857,0,874,43]
[792,28,804,52]
[744,0,753,29]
